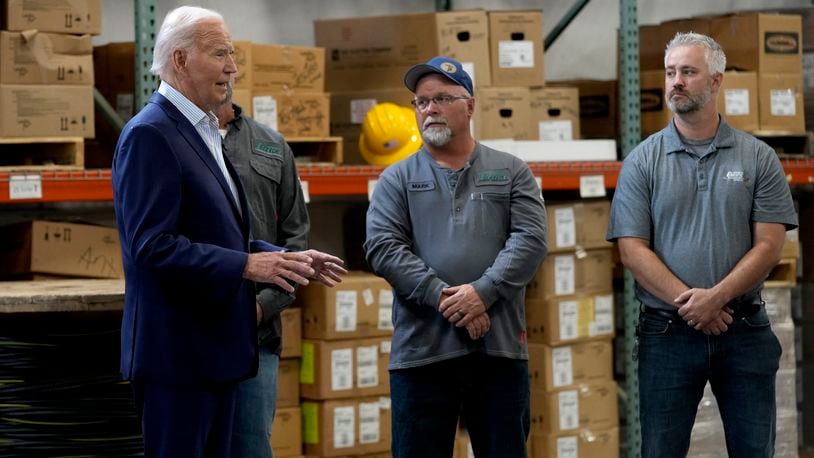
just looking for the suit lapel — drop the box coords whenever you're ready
[152,93,247,227]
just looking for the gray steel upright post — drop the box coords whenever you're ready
[618,0,642,457]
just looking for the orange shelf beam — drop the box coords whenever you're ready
[1,159,813,203]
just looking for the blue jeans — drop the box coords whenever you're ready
[390,352,529,458]
[231,347,279,458]
[637,305,781,458]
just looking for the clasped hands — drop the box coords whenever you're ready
[674,287,735,336]
[438,284,491,340]
[244,249,348,293]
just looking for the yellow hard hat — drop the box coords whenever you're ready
[359,103,422,166]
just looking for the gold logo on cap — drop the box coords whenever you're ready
[439,62,457,74]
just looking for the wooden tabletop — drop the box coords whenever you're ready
[0,279,125,313]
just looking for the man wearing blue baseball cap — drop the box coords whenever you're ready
[365,56,548,457]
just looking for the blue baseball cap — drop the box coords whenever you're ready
[404,56,474,95]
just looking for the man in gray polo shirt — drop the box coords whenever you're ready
[364,56,547,458]
[607,33,797,458]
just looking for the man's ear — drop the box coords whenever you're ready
[172,49,187,73]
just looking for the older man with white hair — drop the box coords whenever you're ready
[112,6,344,456]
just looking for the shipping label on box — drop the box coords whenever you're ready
[758,73,805,132]
[528,340,613,392]
[527,249,615,300]
[302,396,392,457]
[252,44,325,92]
[252,91,329,138]
[545,200,612,253]
[526,292,615,346]
[0,84,94,137]
[530,380,619,435]
[530,86,580,140]
[3,0,102,34]
[299,337,390,400]
[300,272,394,340]
[0,220,122,279]
[1,31,93,85]
[488,10,545,87]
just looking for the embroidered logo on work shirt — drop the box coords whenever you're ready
[725,171,744,182]
[253,140,282,159]
[476,169,510,186]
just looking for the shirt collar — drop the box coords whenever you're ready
[158,80,212,128]
[663,115,736,155]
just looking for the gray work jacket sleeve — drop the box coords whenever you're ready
[365,172,449,310]
[471,164,548,308]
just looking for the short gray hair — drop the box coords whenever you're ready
[151,6,224,78]
[664,32,726,75]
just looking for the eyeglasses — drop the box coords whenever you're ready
[410,95,470,111]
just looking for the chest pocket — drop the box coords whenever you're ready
[470,190,511,238]
[250,151,282,184]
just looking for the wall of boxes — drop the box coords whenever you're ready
[639,12,806,137]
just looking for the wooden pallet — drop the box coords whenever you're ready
[288,136,343,165]
[0,137,84,171]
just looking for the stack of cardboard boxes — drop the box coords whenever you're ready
[315,9,582,165]
[0,0,98,142]
[271,307,306,458]
[639,12,805,137]
[296,272,394,457]
[524,200,619,458]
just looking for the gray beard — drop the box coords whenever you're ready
[422,126,452,147]
[667,86,712,114]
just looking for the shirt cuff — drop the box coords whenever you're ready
[471,276,499,309]
[257,287,295,324]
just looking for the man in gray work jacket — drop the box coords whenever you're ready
[364,56,547,458]
[217,90,346,457]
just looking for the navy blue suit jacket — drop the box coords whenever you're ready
[113,92,275,384]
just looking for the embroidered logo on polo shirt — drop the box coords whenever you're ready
[408,181,435,191]
[476,169,510,186]
[725,171,744,182]
[253,140,282,159]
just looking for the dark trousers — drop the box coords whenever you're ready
[132,380,238,457]
[637,305,781,458]
[390,352,530,458]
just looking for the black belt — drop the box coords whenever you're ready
[641,302,761,321]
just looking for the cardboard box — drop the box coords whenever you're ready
[0,220,122,279]
[299,272,394,340]
[232,41,253,89]
[0,84,94,137]
[281,307,302,358]
[276,358,300,408]
[781,228,800,259]
[758,73,805,132]
[93,42,135,120]
[300,337,391,400]
[1,31,93,85]
[474,86,532,140]
[329,88,414,164]
[2,0,101,34]
[660,16,711,47]
[526,292,615,346]
[488,10,544,87]
[639,70,671,137]
[530,427,619,458]
[638,24,664,72]
[529,86,580,140]
[550,79,618,139]
[271,406,302,457]
[530,380,619,434]
[528,340,613,392]
[717,71,759,132]
[527,249,615,300]
[315,10,491,91]
[545,200,612,253]
[301,396,392,457]
[231,88,252,118]
[252,43,325,92]
[251,91,330,138]
[711,13,803,74]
